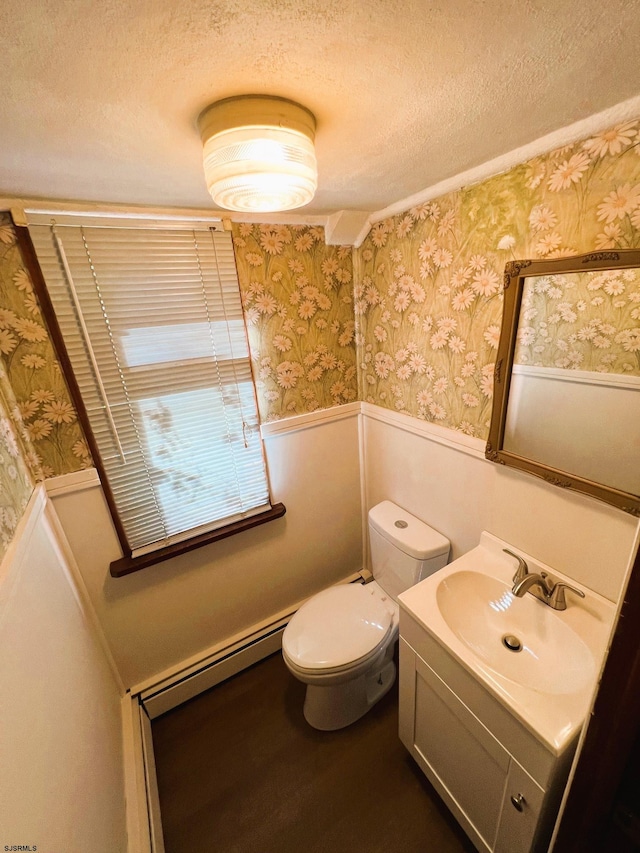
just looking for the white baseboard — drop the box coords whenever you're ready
[140,706,165,853]
[122,694,152,853]
[136,568,368,718]
[121,692,167,853]
[122,570,370,850]
[140,619,287,719]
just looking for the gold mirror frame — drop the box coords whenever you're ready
[486,250,640,517]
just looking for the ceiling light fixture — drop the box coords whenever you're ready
[197,95,317,213]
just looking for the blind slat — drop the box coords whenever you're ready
[30,222,270,552]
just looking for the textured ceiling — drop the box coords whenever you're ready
[1,0,640,219]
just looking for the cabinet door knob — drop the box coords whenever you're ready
[510,793,526,812]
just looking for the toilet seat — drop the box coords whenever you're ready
[283,584,395,673]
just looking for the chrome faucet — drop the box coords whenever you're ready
[503,548,585,611]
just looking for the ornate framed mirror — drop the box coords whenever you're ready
[486,250,640,516]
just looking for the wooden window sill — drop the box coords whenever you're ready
[109,503,286,577]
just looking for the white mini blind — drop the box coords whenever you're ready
[29,219,271,555]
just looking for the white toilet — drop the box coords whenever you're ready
[282,500,450,730]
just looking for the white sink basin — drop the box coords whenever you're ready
[398,532,615,753]
[435,570,595,695]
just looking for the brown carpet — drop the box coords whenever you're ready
[152,651,475,853]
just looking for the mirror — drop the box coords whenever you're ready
[486,250,640,516]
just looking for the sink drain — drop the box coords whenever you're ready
[502,634,523,652]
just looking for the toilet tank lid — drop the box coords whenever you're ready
[368,501,450,560]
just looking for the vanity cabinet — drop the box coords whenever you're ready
[399,611,575,853]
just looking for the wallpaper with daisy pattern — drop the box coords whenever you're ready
[0,363,34,558]
[232,223,357,421]
[355,119,640,438]
[0,214,89,481]
[0,116,638,558]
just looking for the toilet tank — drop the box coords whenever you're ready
[368,501,450,601]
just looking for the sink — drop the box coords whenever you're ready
[398,531,615,753]
[435,570,595,695]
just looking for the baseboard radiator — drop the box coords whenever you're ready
[139,570,370,719]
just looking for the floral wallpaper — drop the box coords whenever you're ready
[0,214,89,478]
[354,118,640,438]
[0,365,34,560]
[516,269,640,374]
[0,114,638,507]
[232,223,357,420]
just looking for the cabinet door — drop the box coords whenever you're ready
[398,638,417,751]
[495,760,545,853]
[412,655,510,851]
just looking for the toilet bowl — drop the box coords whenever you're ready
[282,501,450,730]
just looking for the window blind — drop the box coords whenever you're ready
[29,219,271,556]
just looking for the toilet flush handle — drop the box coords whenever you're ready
[510,793,526,812]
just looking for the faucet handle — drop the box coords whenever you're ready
[548,581,586,611]
[503,549,529,584]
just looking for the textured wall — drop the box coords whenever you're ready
[354,118,640,438]
[0,117,639,481]
[0,215,88,477]
[233,223,357,421]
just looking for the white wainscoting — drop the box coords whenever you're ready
[361,404,640,603]
[0,487,133,852]
[4,402,636,853]
[46,404,363,688]
[42,399,640,694]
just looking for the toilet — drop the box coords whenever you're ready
[282,500,450,730]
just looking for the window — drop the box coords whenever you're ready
[25,215,284,575]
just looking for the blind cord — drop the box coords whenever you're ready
[34,222,270,553]
[78,225,168,543]
[52,223,127,462]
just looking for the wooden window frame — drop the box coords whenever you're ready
[13,218,285,577]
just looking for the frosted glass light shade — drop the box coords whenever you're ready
[198,96,317,213]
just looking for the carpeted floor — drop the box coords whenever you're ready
[152,651,475,853]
